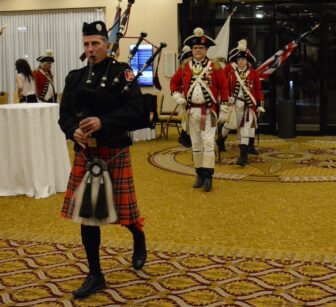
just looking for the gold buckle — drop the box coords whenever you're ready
[87,138,97,148]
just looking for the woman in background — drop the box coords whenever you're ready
[15,59,38,103]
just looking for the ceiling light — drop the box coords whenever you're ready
[256,13,263,18]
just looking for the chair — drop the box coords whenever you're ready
[13,92,20,103]
[156,92,182,139]
[57,92,63,103]
[0,91,8,104]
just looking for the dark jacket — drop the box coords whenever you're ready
[58,57,144,150]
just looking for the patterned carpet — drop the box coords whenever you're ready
[149,136,336,182]
[2,238,336,306]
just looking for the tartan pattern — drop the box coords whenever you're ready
[61,147,140,225]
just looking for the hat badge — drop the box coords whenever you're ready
[96,24,102,32]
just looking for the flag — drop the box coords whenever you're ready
[257,23,320,80]
[207,7,236,65]
[256,40,298,80]
[108,4,122,46]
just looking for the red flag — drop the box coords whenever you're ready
[256,40,298,80]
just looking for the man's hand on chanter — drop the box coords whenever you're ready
[74,128,89,148]
[79,117,102,136]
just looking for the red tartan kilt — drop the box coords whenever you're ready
[61,146,141,226]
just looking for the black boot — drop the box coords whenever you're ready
[248,137,259,155]
[127,225,147,270]
[216,136,227,152]
[72,274,106,299]
[237,144,248,167]
[193,168,204,188]
[202,168,214,192]
[178,130,192,148]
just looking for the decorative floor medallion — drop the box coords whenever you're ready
[148,138,336,182]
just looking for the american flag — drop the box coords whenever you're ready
[256,23,320,80]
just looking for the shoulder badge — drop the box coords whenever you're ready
[124,69,135,82]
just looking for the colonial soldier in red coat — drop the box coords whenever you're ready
[34,50,57,102]
[220,39,265,166]
[170,28,229,192]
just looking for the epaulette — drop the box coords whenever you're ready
[180,57,192,68]
[210,57,225,70]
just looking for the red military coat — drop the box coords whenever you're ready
[34,68,55,102]
[170,58,228,114]
[224,63,263,113]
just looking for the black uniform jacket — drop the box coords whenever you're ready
[58,57,144,150]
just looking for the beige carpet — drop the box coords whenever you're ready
[1,132,336,306]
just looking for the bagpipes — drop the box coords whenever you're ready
[78,0,167,127]
[77,32,167,130]
[72,0,166,226]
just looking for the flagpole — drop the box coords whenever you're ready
[295,23,320,43]
[257,23,321,80]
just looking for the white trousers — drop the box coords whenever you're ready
[222,99,256,145]
[188,107,216,169]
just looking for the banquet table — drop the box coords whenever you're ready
[131,128,156,142]
[0,103,71,198]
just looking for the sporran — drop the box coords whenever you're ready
[71,158,118,226]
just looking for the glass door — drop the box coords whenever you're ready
[275,1,321,133]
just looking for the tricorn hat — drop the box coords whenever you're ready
[36,49,54,63]
[82,21,108,38]
[228,39,256,64]
[178,45,192,62]
[183,28,216,48]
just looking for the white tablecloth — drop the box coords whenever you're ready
[131,128,156,142]
[0,103,71,198]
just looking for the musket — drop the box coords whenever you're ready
[121,41,167,94]
[111,31,147,87]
